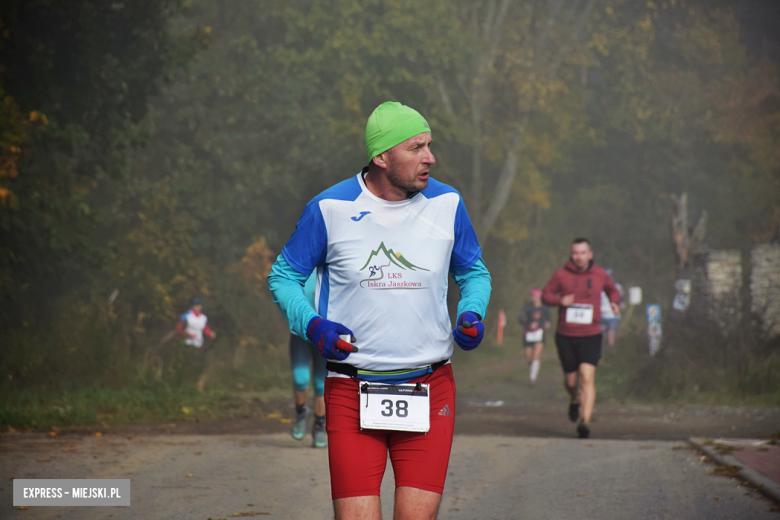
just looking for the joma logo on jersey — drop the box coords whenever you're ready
[358,242,429,290]
[351,211,371,222]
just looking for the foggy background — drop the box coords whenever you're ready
[1,0,778,430]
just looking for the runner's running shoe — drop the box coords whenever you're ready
[576,419,590,439]
[291,405,310,440]
[568,401,580,423]
[312,420,327,448]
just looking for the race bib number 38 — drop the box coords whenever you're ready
[566,304,594,324]
[359,383,430,433]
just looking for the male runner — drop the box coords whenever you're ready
[268,101,491,520]
[518,288,551,386]
[542,238,619,438]
[289,271,328,448]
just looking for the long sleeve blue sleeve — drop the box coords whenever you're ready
[267,254,319,340]
[450,257,492,319]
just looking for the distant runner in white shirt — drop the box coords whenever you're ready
[177,298,216,348]
[599,269,623,351]
[518,288,551,386]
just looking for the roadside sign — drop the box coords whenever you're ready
[646,304,662,356]
[628,286,642,305]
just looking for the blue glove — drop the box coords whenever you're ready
[307,316,358,361]
[453,311,484,351]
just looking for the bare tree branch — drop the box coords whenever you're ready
[436,73,455,116]
[548,0,596,80]
[480,113,530,235]
[476,0,564,238]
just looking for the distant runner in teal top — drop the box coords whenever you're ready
[289,271,328,447]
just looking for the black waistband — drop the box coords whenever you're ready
[326,359,448,379]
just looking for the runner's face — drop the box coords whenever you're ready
[192,304,203,314]
[570,242,592,270]
[384,133,435,193]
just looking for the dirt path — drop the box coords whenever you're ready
[32,351,779,441]
[451,355,780,440]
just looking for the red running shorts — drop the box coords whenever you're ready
[324,363,456,499]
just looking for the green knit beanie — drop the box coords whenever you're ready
[365,101,431,163]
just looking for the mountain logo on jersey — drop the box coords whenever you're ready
[359,242,429,289]
[359,242,429,272]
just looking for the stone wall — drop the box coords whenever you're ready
[702,250,742,332]
[751,244,780,338]
[706,250,742,296]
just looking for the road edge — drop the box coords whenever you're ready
[689,437,780,504]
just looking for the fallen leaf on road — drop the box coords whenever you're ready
[18,506,31,510]
[267,412,282,419]
[711,464,741,478]
[577,493,584,497]
[279,419,292,424]
[194,451,202,455]
[185,474,194,477]
[48,431,56,437]
[95,432,102,437]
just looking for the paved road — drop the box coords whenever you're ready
[1,432,777,519]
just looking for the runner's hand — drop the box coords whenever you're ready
[453,311,484,351]
[307,317,358,361]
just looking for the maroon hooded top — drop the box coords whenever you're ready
[542,259,620,337]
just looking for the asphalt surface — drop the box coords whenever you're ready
[1,433,777,519]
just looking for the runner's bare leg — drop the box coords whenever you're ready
[293,388,307,407]
[524,347,533,364]
[564,372,579,402]
[533,342,543,361]
[394,487,441,520]
[578,363,597,422]
[295,388,325,416]
[334,496,381,520]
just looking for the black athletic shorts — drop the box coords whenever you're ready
[555,333,602,373]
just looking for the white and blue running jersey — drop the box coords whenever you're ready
[281,171,482,371]
[181,310,209,348]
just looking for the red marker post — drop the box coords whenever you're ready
[497,309,507,345]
